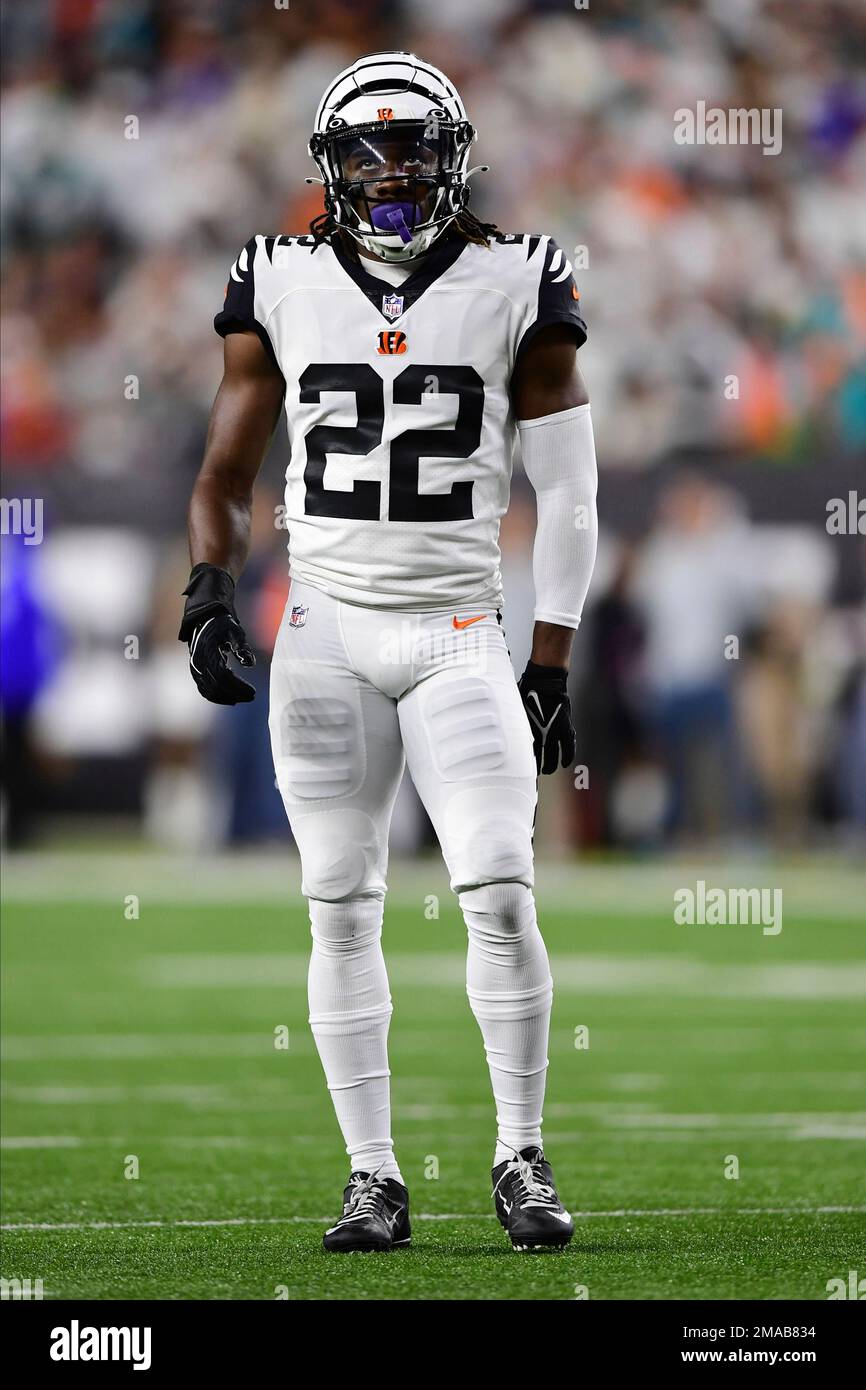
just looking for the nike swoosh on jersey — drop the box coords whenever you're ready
[452,614,485,630]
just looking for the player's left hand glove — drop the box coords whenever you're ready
[517,660,575,775]
[178,563,256,705]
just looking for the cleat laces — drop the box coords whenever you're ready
[339,1171,388,1224]
[493,1150,560,1211]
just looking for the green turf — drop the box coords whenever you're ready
[2,861,864,1300]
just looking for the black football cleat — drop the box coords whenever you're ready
[322,1171,411,1253]
[492,1146,574,1252]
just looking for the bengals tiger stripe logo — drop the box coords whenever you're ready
[377,107,394,121]
[377,330,407,355]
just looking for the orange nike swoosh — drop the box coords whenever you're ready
[452,614,485,630]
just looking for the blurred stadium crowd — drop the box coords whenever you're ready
[1,0,864,851]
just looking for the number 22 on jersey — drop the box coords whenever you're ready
[299,363,484,523]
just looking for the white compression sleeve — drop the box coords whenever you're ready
[517,402,598,629]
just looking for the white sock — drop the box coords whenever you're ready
[460,883,553,1167]
[307,897,404,1183]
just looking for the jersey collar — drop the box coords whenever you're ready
[331,231,467,323]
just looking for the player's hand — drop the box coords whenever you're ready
[178,563,256,705]
[517,660,575,775]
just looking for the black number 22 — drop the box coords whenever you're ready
[299,363,484,522]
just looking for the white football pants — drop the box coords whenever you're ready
[269,580,552,1176]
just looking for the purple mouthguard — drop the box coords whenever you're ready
[370,201,421,245]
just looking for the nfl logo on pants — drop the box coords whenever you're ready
[382,293,404,321]
[289,604,308,629]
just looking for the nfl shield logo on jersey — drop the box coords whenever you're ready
[382,293,404,321]
[289,604,308,629]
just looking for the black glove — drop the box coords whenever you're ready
[178,563,255,705]
[517,660,575,775]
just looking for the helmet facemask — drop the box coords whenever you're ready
[310,116,475,262]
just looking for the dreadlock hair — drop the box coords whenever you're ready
[307,204,499,254]
[453,207,500,245]
[308,206,338,251]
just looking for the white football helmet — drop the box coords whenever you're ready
[309,51,479,262]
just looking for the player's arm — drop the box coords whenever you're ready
[510,322,598,772]
[180,330,285,705]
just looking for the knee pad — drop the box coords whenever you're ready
[442,787,535,892]
[294,809,383,901]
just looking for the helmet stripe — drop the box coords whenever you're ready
[330,79,445,114]
[316,53,464,126]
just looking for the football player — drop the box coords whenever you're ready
[180,52,598,1253]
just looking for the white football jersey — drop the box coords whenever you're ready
[215,230,586,610]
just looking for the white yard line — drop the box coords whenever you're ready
[1,1033,279,1061]
[132,950,866,1000]
[5,1035,865,1069]
[2,1084,262,1105]
[3,851,864,919]
[3,1205,864,1233]
[5,1087,865,1132]
[5,1127,865,1150]
[1,1136,84,1149]
[0,1136,261,1150]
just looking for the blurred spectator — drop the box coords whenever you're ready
[573,546,650,847]
[631,475,755,841]
[737,602,819,845]
[834,665,866,836]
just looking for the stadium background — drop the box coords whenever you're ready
[1,0,864,1302]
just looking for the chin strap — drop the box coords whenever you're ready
[351,224,439,263]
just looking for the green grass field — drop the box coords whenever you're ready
[2,852,864,1300]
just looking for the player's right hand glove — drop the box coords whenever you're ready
[178,563,256,705]
[517,660,575,775]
